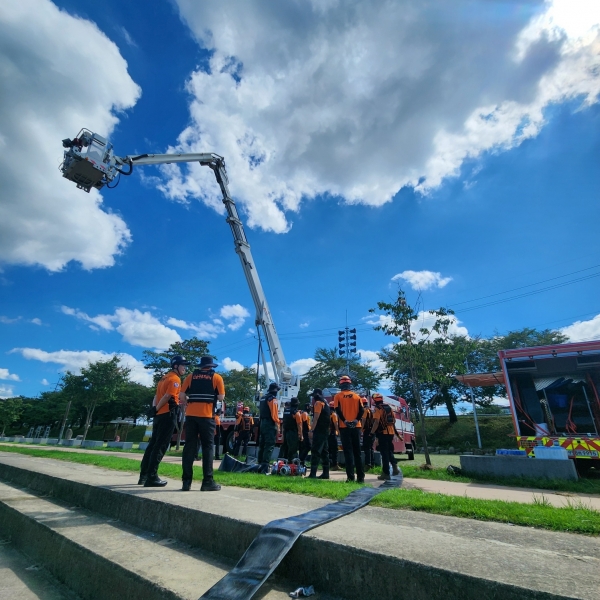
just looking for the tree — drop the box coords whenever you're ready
[373,289,469,466]
[0,397,23,436]
[298,347,382,403]
[142,337,212,385]
[61,356,131,442]
[221,367,265,415]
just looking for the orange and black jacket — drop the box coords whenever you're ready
[333,390,364,428]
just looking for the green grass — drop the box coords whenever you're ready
[371,488,600,534]
[398,454,600,495]
[2,445,599,534]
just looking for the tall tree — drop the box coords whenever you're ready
[221,367,265,415]
[142,337,212,385]
[298,347,382,403]
[61,356,131,442]
[373,289,468,465]
[0,397,23,436]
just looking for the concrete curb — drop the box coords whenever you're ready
[0,497,182,600]
[0,459,580,600]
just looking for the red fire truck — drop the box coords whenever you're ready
[498,340,600,472]
[458,341,600,473]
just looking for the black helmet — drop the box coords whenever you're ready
[268,382,281,392]
[290,397,299,406]
[311,388,323,398]
[170,355,190,368]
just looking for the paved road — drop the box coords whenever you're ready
[1,442,599,510]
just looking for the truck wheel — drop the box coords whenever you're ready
[407,445,415,461]
[225,429,236,454]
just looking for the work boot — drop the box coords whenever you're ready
[345,475,355,483]
[181,480,191,492]
[144,476,167,487]
[200,478,221,492]
[377,473,391,481]
[307,467,318,479]
[330,464,339,471]
[392,464,400,476]
[137,475,147,485]
[317,467,330,480]
[357,476,364,484]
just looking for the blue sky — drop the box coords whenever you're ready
[1,0,599,399]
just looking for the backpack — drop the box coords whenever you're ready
[382,404,395,426]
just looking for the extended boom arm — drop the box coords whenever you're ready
[60,132,299,400]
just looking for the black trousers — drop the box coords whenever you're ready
[283,429,300,461]
[362,432,375,467]
[214,427,221,458]
[339,427,364,480]
[328,433,339,466]
[233,430,250,457]
[299,429,311,462]
[310,429,329,470]
[257,423,277,464]
[140,412,175,480]
[377,433,397,476]
[182,416,215,482]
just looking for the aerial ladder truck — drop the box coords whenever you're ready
[60,129,300,446]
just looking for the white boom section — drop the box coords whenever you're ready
[127,153,299,399]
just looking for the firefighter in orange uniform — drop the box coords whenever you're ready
[361,397,375,470]
[282,397,303,461]
[139,355,189,487]
[308,389,331,479]
[233,406,254,457]
[180,356,224,492]
[370,393,400,480]
[214,409,222,460]
[328,400,340,471]
[333,375,365,483]
[298,404,311,465]
[258,382,281,470]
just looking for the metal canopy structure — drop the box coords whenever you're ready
[454,372,506,388]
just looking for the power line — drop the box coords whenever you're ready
[453,272,600,314]
[449,263,600,308]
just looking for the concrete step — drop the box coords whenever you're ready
[1,452,599,600]
[0,480,313,600]
[0,539,81,600]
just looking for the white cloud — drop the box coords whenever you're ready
[160,0,600,232]
[63,305,181,350]
[63,302,250,346]
[0,368,19,381]
[0,1,140,271]
[219,304,251,331]
[41,379,49,386]
[167,303,251,337]
[0,385,16,398]
[0,316,43,325]
[289,358,317,376]
[113,308,181,350]
[392,270,452,291]
[299,322,309,328]
[561,314,600,342]
[12,348,153,386]
[61,306,115,331]
[0,316,19,324]
[222,357,245,371]
[166,317,225,339]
